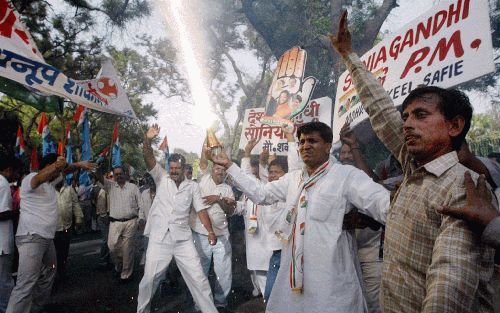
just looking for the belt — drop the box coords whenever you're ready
[109,216,137,223]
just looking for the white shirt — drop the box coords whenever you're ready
[0,175,14,255]
[227,158,390,313]
[144,163,205,242]
[139,188,154,221]
[241,157,286,252]
[17,173,62,239]
[189,172,234,236]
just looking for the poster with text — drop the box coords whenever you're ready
[239,97,332,156]
[333,0,494,142]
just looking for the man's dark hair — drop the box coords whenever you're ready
[297,122,333,144]
[185,164,193,172]
[269,157,288,173]
[402,86,473,150]
[0,154,23,171]
[40,153,58,170]
[168,153,186,168]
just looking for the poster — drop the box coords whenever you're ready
[239,97,332,156]
[333,0,495,142]
[261,46,317,127]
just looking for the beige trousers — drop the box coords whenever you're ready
[108,218,138,279]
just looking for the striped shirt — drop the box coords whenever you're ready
[345,52,497,313]
[103,179,141,220]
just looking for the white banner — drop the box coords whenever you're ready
[333,0,495,142]
[239,97,332,156]
[0,1,136,118]
[75,59,136,118]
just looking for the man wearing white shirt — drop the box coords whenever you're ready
[190,143,235,311]
[137,124,219,313]
[208,122,390,313]
[0,155,22,313]
[7,154,94,313]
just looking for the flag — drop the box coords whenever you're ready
[15,126,26,157]
[30,148,39,171]
[159,136,170,172]
[57,141,64,156]
[111,122,122,169]
[73,105,87,127]
[37,112,56,156]
[65,124,73,185]
[0,2,136,118]
[79,111,91,187]
[95,146,109,165]
[75,59,137,118]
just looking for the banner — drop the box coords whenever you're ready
[333,0,495,142]
[239,97,332,156]
[0,1,136,118]
[262,46,317,126]
[75,59,137,118]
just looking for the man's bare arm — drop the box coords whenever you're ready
[144,124,160,171]
[197,209,217,245]
[31,157,66,189]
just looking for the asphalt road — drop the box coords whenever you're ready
[47,227,265,313]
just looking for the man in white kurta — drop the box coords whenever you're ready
[209,122,390,313]
[189,163,234,310]
[137,124,218,313]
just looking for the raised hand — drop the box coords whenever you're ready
[281,124,295,142]
[259,147,270,166]
[339,122,358,148]
[244,138,259,157]
[206,148,232,169]
[146,124,160,140]
[329,10,353,57]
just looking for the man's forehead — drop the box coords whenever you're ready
[403,94,440,113]
[169,161,183,168]
[299,131,323,140]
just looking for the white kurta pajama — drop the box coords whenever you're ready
[226,158,390,313]
[137,164,218,313]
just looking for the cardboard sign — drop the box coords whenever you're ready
[333,0,495,142]
[239,97,332,155]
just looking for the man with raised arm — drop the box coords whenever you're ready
[7,154,95,313]
[137,124,218,313]
[331,11,497,313]
[208,121,390,313]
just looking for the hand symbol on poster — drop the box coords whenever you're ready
[264,47,317,123]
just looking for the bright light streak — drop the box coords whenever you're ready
[161,0,216,129]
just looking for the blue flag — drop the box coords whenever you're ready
[111,123,122,168]
[79,113,92,187]
[65,127,73,185]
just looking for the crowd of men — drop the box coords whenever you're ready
[0,11,499,313]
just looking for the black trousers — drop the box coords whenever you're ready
[54,229,72,277]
